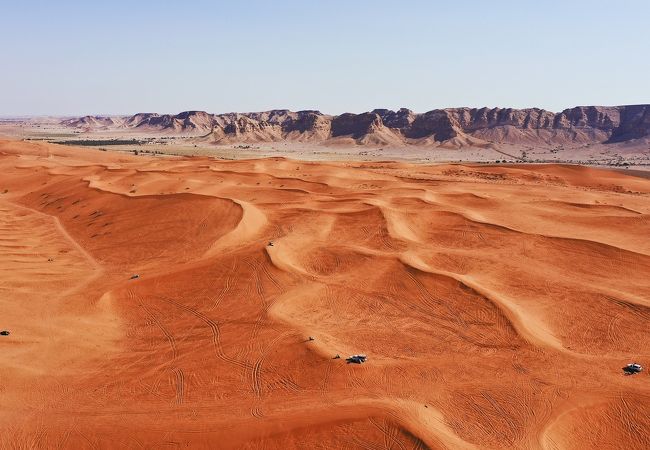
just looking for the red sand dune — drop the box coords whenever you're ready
[0,139,649,449]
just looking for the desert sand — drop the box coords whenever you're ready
[0,139,649,449]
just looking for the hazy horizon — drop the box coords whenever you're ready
[4,102,650,119]
[2,0,649,116]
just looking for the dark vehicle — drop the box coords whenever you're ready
[0,330,10,336]
[130,274,140,280]
[623,363,643,375]
[346,354,368,364]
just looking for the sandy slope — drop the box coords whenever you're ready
[0,139,649,449]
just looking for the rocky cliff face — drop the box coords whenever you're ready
[607,105,650,143]
[60,105,650,147]
[331,112,383,138]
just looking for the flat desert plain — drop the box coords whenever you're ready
[1,139,649,449]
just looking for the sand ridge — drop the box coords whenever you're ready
[0,139,649,449]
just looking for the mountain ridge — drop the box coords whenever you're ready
[60,105,650,147]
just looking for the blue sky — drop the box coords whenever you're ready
[1,0,648,115]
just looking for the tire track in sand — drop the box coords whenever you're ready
[172,368,184,405]
[130,290,178,361]
[401,251,570,354]
[251,330,295,399]
[369,417,408,450]
[158,295,251,371]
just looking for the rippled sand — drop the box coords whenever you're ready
[1,140,649,449]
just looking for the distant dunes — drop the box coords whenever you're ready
[60,105,650,147]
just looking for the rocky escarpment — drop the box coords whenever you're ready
[607,105,650,143]
[61,115,126,128]
[60,105,650,147]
